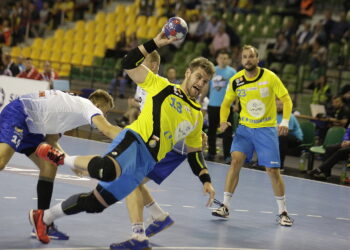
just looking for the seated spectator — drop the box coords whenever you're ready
[17,58,42,80]
[166,66,180,84]
[310,37,327,72]
[1,19,12,46]
[41,61,59,87]
[16,55,25,72]
[204,15,220,44]
[2,53,20,77]
[309,124,350,179]
[267,32,289,65]
[277,98,303,170]
[311,74,331,105]
[193,14,208,42]
[340,85,350,106]
[209,23,230,57]
[330,12,350,41]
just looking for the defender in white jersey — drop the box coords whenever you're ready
[0,89,121,240]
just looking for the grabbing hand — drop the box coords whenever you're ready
[153,30,177,48]
[219,122,231,133]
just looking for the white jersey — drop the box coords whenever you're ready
[19,90,102,134]
[134,85,147,110]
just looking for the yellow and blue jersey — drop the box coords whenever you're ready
[127,71,203,162]
[224,67,288,128]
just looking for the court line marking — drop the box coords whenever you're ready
[336,217,350,221]
[211,162,350,188]
[23,247,268,250]
[234,209,249,212]
[182,205,195,208]
[306,214,322,218]
[260,211,273,214]
[4,196,17,199]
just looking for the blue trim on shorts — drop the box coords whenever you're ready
[147,150,186,185]
[0,99,44,154]
[231,125,280,168]
[98,129,156,201]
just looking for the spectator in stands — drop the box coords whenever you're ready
[310,37,327,72]
[210,23,230,57]
[127,32,139,50]
[311,74,331,105]
[308,20,327,47]
[17,57,42,80]
[38,2,52,36]
[310,125,350,179]
[297,22,313,47]
[193,14,208,42]
[200,49,237,163]
[204,15,220,44]
[1,53,20,77]
[280,18,298,43]
[166,66,180,84]
[187,13,200,40]
[326,96,350,127]
[74,0,89,20]
[340,85,350,106]
[322,10,336,42]
[16,55,25,72]
[41,61,59,88]
[1,19,12,46]
[329,12,350,41]
[61,0,75,22]
[276,98,303,170]
[139,0,155,16]
[267,32,289,66]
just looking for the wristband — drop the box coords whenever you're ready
[199,173,211,184]
[143,39,158,53]
[280,119,289,128]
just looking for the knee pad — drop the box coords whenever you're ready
[87,156,117,182]
[62,192,106,215]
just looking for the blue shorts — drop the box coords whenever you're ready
[147,150,186,184]
[97,129,156,202]
[231,125,280,168]
[0,99,44,155]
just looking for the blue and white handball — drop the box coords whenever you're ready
[163,17,188,40]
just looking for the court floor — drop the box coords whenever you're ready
[0,136,349,250]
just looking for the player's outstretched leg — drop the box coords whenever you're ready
[145,213,174,237]
[35,143,65,166]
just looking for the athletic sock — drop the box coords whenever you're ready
[223,192,233,208]
[43,203,65,225]
[145,201,167,220]
[64,155,77,167]
[131,223,147,240]
[275,195,287,214]
[37,178,54,209]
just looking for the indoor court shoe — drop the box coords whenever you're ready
[109,238,151,250]
[277,211,294,226]
[35,143,65,166]
[145,214,174,237]
[31,224,69,240]
[29,209,50,244]
[212,205,229,218]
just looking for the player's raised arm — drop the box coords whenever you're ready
[122,31,176,84]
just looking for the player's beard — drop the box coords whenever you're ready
[244,64,257,72]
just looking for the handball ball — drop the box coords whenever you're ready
[163,17,188,40]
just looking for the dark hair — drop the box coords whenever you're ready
[216,49,230,58]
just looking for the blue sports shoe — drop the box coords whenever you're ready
[31,224,69,240]
[110,238,151,250]
[145,214,174,237]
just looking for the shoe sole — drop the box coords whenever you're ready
[146,221,174,238]
[211,212,229,219]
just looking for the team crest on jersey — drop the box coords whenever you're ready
[14,126,23,133]
[235,77,245,87]
[39,91,46,97]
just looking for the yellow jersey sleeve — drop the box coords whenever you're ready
[271,71,288,98]
[185,111,204,149]
[139,71,170,95]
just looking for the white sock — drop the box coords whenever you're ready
[223,192,233,208]
[131,223,146,239]
[275,195,287,214]
[145,201,167,220]
[64,155,77,167]
[43,202,65,225]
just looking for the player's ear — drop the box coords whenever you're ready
[185,68,191,79]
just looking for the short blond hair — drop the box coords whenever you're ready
[89,89,115,109]
[242,45,259,57]
[188,57,215,79]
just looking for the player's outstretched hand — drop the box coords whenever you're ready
[219,121,231,133]
[154,31,177,48]
[203,182,215,207]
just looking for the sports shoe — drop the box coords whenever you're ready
[31,223,69,240]
[35,143,65,166]
[29,209,50,244]
[145,214,174,237]
[212,205,229,218]
[109,238,151,250]
[277,211,294,226]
